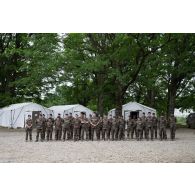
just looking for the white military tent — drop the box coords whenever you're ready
[49,104,94,118]
[0,102,52,128]
[108,102,156,120]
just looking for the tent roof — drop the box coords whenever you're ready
[49,104,79,111]
[109,102,156,112]
[1,102,33,111]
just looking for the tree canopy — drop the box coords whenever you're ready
[0,33,194,117]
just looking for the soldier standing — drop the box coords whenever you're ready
[69,113,74,140]
[54,114,63,141]
[48,114,54,140]
[110,116,118,141]
[118,116,125,140]
[146,112,153,140]
[35,114,43,142]
[141,112,147,139]
[81,113,90,140]
[126,115,132,139]
[25,115,33,141]
[62,114,71,141]
[152,113,158,139]
[88,114,92,140]
[131,116,137,139]
[159,115,167,140]
[136,117,143,141]
[46,118,53,141]
[169,114,177,141]
[90,113,100,141]
[73,114,81,141]
[41,114,47,141]
[102,115,109,141]
[107,115,112,140]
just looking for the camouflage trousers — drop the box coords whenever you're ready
[26,128,32,141]
[148,126,154,140]
[136,129,142,140]
[55,128,62,140]
[118,127,125,140]
[46,128,53,141]
[96,127,101,140]
[131,127,136,139]
[102,128,106,140]
[90,128,95,141]
[111,128,116,141]
[81,127,89,140]
[41,127,46,140]
[159,128,167,140]
[115,128,119,140]
[170,126,176,140]
[63,127,69,141]
[126,127,132,139]
[73,127,80,141]
[153,126,158,139]
[106,128,111,140]
[144,127,149,140]
[36,128,43,141]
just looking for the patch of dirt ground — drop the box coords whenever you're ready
[0,127,195,163]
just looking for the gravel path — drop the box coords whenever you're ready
[0,128,195,163]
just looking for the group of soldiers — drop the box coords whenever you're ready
[25,111,177,142]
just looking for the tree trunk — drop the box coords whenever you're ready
[115,85,123,117]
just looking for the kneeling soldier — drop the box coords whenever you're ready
[25,115,33,141]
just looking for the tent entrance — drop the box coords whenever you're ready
[124,110,140,120]
[32,111,41,128]
[130,111,139,119]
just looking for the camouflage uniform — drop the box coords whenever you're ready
[73,117,81,141]
[146,116,153,140]
[136,119,143,141]
[102,118,109,140]
[41,116,47,140]
[106,118,112,140]
[118,118,125,140]
[159,117,167,140]
[90,116,100,141]
[169,116,177,140]
[111,118,118,141]
[126,118,133,139]
[81,118,90,140]
[141,115,147,139]
[25,118,33,141]
[47,116,54,140]
[46,118,53,141]
[35,117,43,142]
[54,117,63,140]
[69,116,74,140]
[62,117,71,141]
[152,115,158,139]
[131,118,137,139]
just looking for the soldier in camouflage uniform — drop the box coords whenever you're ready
[54,114,63,141]
[118,116,125,140]
[146,112,153,140]
[169,114,177,141]
[136,117,143,141]
[73,114,81,141]
[141,112,147,139]
[107,115,112,140]
[48,114,54,140]
[131,116,137,139]
[110,116,118,141]
[69,113,74,140]
[159,115,167,140]
[35,114,44,142]
[102,115,109,141]
[89,114,92,140]
[81,113,90,141]
[46,117,53,141]
[41,114,47,141]
[90,113,100,141]
[126,115,133,140]
[25,115,33,141]
[152,113,158,139]
[62,114,71,141]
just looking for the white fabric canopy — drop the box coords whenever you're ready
[49,104,94,118]
[0,102,52,128]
